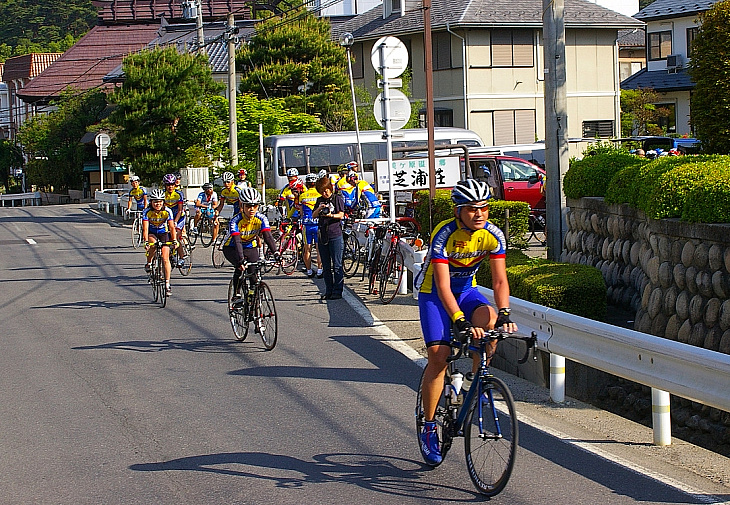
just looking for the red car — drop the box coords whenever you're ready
[468,155,545,210]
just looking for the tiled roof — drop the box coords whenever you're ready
[618,28,645,47]
[634,0,720,21]
[16,23,160,103]
[333,0,643,40]
[621,67,694,92]
[1,53,63,82]
[91,0,252,24]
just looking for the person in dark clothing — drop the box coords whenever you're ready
[313,177,346,300]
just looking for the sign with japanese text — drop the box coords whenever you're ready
[374,156,461,192]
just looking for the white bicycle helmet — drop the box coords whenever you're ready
[451,179,491,207]
[286,168,299,177]
[222,171,235,182]
[317,169,328,179]
[129,175,140,182]
[149,189,165,201]
[305,173,318,183]
[238,187,262,205]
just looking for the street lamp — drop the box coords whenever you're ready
[340,32,364,177]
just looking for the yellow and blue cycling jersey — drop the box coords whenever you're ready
[338,181,359,211]
[143,206,175,234]
[299,187,321,226]
[220,186,241,213]
[415,217,506,294]
[164,189,185,220]
[224,212,271,249]
[128,186,147,210]
[278,186,300,219]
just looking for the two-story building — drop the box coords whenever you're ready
[622,0,721,136]
[333,0,643,149]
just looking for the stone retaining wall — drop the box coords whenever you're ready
[563,197,730,354]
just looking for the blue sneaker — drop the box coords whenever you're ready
[420,421,442,466]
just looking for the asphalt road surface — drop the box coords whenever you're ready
[0,204,726,504]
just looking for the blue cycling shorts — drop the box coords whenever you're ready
[304,225,318,245]
[418,288,491,347]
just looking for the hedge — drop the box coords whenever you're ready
[564,153,647,199]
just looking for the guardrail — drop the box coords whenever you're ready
[95,190,119,215]
[1,192,42,207]
[480,286,730,445]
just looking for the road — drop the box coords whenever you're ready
[0,204,727,504]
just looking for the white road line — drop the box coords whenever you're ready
[341,287,730,505]
[25,238,37,245]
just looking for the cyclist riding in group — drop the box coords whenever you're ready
[236,168,251,190]
[345,170,382,219]
[192,182,219,239]
[300,173,323,278]
[126,175,147,214]
[413,179,517,466]
[163,173,187,268]
[222,187,279,303]
[217,171,241,217]
[142,189,177,296]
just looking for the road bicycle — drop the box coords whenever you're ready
[376,222,406,304]
[175,235,193,276]
[211,219,229,269]
[342,215,360,278]
[191,206,217,248]
[227,259,278,350]
[415,330,537,497]
[146,240,176,308]
[276,218,302,275]
[528,207,546,246]
[128,209,143,248]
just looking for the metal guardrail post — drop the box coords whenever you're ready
[652,388,672,446]
[550,353,566,403]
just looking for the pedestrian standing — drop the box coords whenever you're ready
[313,177,346,300]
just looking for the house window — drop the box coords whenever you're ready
[687,27,698,58]
[491,29,533,67]
[619,61,644,82]
[648,31,672,60]
[582,120,614,138]
[656,103,676,134]
[351,43,364,79]
[432,32,452,70]
[418,108,453,127]
[493,109,536,145]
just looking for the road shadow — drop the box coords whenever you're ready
[72,337,267,354]
[129,451,479,501]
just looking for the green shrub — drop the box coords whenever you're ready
[564,153,646,199]
[604,165,640,205]
[645,161,717,219]
[265,187,280,205]
[681,165,730,223]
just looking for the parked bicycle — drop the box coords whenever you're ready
[227,258,278,350]
[416,329,537,497]
[528,207,546,245]
[146,240,176,308]
[276,217,302,275]
[376,222,406,304]
[342,215,360,278]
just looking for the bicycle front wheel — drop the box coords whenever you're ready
[157,256,167,308]
[151,255,160,302]
[199,217,214,247]
[256,282,278,350]
[342,232,359,278]
[464,376,518,497]
[228,279,249,341]
[415,368,453,467]
[212,235,226,269]
[379,248,404,304]
[131,217,143,248]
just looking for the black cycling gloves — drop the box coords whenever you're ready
[495,307,513,329]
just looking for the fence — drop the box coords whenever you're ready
[0,192,42,207]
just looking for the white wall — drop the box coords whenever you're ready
[314,0,381,16]
[646,16,698,71]
[586,0,639,17]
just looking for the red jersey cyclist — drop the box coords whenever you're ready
[222,187,279,302]
[142,189,178,296]
[414,179,517,466]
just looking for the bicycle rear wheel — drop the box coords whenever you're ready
[528,214,546,245]
[415,368,453,467]
[464,376,518,497]
[379,248,404,304]
[279,233,298,275]
[255,282,278,350]
[228,279,249,341]
[342,232,359,278]
[367,249,381,295]
[131,217,143,248]
[177,237,193,276]
[212,235,226,269]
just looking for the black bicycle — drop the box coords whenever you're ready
[227,259,278,350]
[147,240,175,308]
[415,330,537,496]
[528,208,546,245]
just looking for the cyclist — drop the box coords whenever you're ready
[142,189,177,296]
[217,171,241,217]
[126,175,147,215]
[236,168,251,190]
[300,173,323,278]
[335,162,356,191]
[283,178,303,220]
[192,182,219,240]
[414,179,517,466]
[222,187,279,302]
[163,173,187,268]
[345,170,382,218]
[276,168,300,218]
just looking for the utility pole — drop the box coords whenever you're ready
[423,0,436,203]
[195,0,206,56]
[226,13,239,167]
[543,0,569,261]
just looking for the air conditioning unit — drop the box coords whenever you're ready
[666,54,683,71]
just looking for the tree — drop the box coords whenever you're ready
[108,47,225,183]
[620,88,671,136]
[0,139,24,193]
[688,0,730,154]
[17,89,107,192]
[237,7,351,131]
